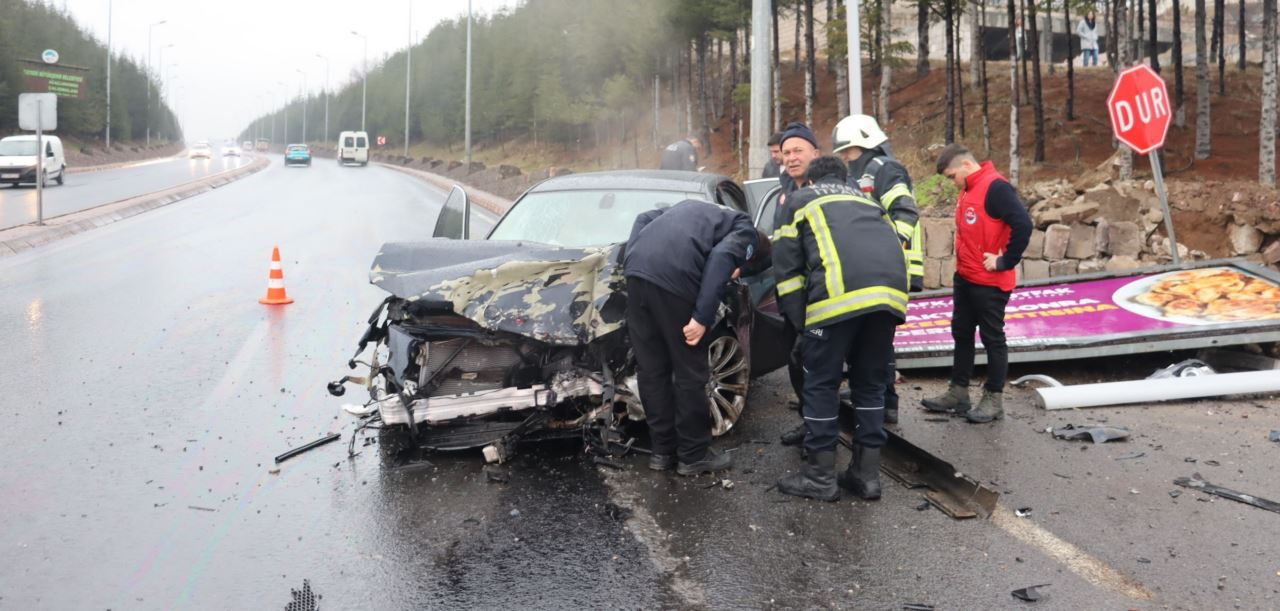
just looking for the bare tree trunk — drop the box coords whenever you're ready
[1216,0,1225,93]
[956,9,967,136]
[1149,0,1160,70]
[730,34,739,153]
[1108,0,1119,71]
[686,43,695,137]
[1028,0,1046,161]
[880,0,893,123]
[805,0,817,126]
[795,1,803,72]
[827,0,836,74]
[714,38,724,122]
[918,0,931,77]
[1045,0,1056,75]
[1196,0,1212,159]
[981,3,991,153]
[1008,0,1021,185]
[1237,0,1246,71]
[1259,0,1276,185]
[698,33,712,155]
[1210,0,1220,59]
[1020,0,1031,101]
[1118,0,1134,178]
[1066,0,1075,120]
[970,0,982,85]
[774,3,783,132]
[945,0,956,142]
[1174,0,1186,126]
[1135,0,1144,62]
[837,56,851,116]
[672,53,680,141]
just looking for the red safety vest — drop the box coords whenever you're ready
[954,161,1017,291]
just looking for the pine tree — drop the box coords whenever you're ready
[1195,0,1212,159]
[1008,0,1021,185]
[1028,0,1046,161]
[1259,0,1277,185]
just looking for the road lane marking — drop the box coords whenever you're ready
[600,468,708,607]
[991,504,1155,601]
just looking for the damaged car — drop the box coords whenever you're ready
[329,171,792,461]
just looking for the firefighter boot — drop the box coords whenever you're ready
[965,389,1005,423]
[837,445,882,500]
[776,450,840,502]
[921,384,972,415]
[779,422,805,446]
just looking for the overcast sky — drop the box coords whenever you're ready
[59,0,521,140]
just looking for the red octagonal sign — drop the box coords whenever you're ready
[1107,64,1171,155]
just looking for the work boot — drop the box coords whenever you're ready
[676,449,733,476]
[921,384,972,415]
[648,453,676,471]
[884,405,899,425]
[779,422,805,446]
[837,445,883,500]
[776,450,840,502]
[965,389,1005,423]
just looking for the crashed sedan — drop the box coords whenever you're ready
[330,171,791,461]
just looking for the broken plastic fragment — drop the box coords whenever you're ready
[1270,430,1280,443]
[1015,507,1033,517]
[902,604,935,611]
[1051,424,1130,444]
[1011,584,1051,602]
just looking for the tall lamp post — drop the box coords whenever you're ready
[315,54,330,144]
[404,0,413,157]
[465,0,472,165]
[105,0,113,148]
[146,19,167,146]
[296,68,308,143]
[351,30,368,131]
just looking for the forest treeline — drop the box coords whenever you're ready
[0,0,181,144]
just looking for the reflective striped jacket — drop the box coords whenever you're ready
[849,153,925,291]
[772,178,909,330]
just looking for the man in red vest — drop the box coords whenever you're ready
[922,144,1032,423]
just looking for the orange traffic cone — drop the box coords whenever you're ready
[258,246,295,305]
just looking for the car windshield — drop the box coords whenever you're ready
[488,189,707,247]
[0,140,38,156]
[288,146,307,152]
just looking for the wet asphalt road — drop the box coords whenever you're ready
[0,158,1277,609]
[0,153,245,230]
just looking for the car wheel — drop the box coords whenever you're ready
[55,166,64,185]
[707,333,749,436]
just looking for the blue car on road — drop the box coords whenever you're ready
[284,144,312,167]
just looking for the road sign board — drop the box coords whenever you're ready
[376,135,386,146]
[18,93,57,131]
[42,49,59,64]
[1106,64,1171,155]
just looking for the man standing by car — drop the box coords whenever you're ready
[922,145,1032,424]
[772,156,908,501]
[660,136,704,172]
[624,200,769,475]
[771,122,822,448]
[830,114,924,425]
[761,132,784,178]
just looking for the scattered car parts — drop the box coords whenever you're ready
[275,432,341,464]
[842,430,1000,520]
[1033,370,1280,410]
[1011,584,1051,602]
[1051,424,1131,443]
[1174,475,1280,514]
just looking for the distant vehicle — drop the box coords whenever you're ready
[189,141,213,159]
[0,135,66,187]
[255,138,270,152]
[222,144,242,157]
[337,131,368,166]
[284,144,312,167]
[242,140,253,152]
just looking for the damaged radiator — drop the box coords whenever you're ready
[378,373,603,426]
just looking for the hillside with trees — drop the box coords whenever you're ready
[0,0,180,145]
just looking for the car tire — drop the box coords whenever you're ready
[707,332,749,436]
[55,166,64,185]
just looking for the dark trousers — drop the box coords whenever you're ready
[950,273,1013,392]
[884,358,899,412]
[800,312,898,453]
[627,277,712,464]
[786,321,805,409]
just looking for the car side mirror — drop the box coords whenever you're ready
[433,185,471,240]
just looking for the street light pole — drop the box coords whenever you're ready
[749,0,772,177]
[105,0,112,148]
[155,44,173,141]
[316,54,330,144]
[465,0,472,165]
[351,31,368,131]
[297,68,307,143]
[404,0,412,158]
[845,0,863,114]
[146,19,167,146]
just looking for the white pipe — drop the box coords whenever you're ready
[1036,371,1280,410]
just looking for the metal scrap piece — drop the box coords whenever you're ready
[843,430,999,520]
[1270,430,1280,443]
[1051,424,1131,444]
[1173,476,1280,514]
[275,433,342,464]
[1011,583,1051,602]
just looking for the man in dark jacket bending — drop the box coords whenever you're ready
[624,200,769,476]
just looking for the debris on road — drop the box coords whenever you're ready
[902,604,935,611]
[1198,348,1280,372]
[1114,451,1146,460]
[843,430,999,520]
[1034,370,1280,410]
[268,467,281,475]
[1015,507,1033,517]
[483,466,509,483]
[1051,424,1132,443]
[1147,359,1215,379]
[1270,430,1280,443]
[1011,583,1051,602]
[188,505,217,512]
[915,501,931,511]
[1011,374,1064,388]
[1174,475,1280,514]
[275,432,341,464]
[1169,490,1182,498]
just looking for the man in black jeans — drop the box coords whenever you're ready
[624,200,769,475]
[922,145,1032,423]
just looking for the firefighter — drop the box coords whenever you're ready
[830,114,924,425]
[660,136,704,172]
[772,155,909,501]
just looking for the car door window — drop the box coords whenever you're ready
[714,182,748,213]
[356,137,367,148]
[753,188,781,236]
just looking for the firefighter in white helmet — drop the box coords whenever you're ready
[831,114,924,425]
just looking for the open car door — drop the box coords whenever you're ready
[738,182,794,376]
[432,185,471,239]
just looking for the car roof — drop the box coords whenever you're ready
[3,135,60,142]
[526,170,731,195]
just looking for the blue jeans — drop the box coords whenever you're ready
[1082,49,1099,66]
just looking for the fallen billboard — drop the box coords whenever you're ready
[896,260,1280,369]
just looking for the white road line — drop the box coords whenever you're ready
[599,468,708,608]
[991,504,1155,601]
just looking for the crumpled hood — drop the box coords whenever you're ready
[369,239,628,346]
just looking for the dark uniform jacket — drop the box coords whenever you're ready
[772,177,908,331]
[847,147,925,291]
[623,200,757,327]
[659,140,698,171]
[761,158,781,178]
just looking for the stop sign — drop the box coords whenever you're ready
[1107,64,1171,155]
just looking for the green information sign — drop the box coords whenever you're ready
[19,59,89,99]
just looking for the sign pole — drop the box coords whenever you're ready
[1148,152,1180,265]
[35,99,44,226]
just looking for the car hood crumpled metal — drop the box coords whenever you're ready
[369,239,628,346]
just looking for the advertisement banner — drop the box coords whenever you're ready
[895,265,1280,354]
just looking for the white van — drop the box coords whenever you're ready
[337,131,369,166]
[0,135,66,187]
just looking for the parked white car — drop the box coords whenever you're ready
[337,131,369,166]
[0,135,66,187]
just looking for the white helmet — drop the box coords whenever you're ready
[831,114,888,153]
